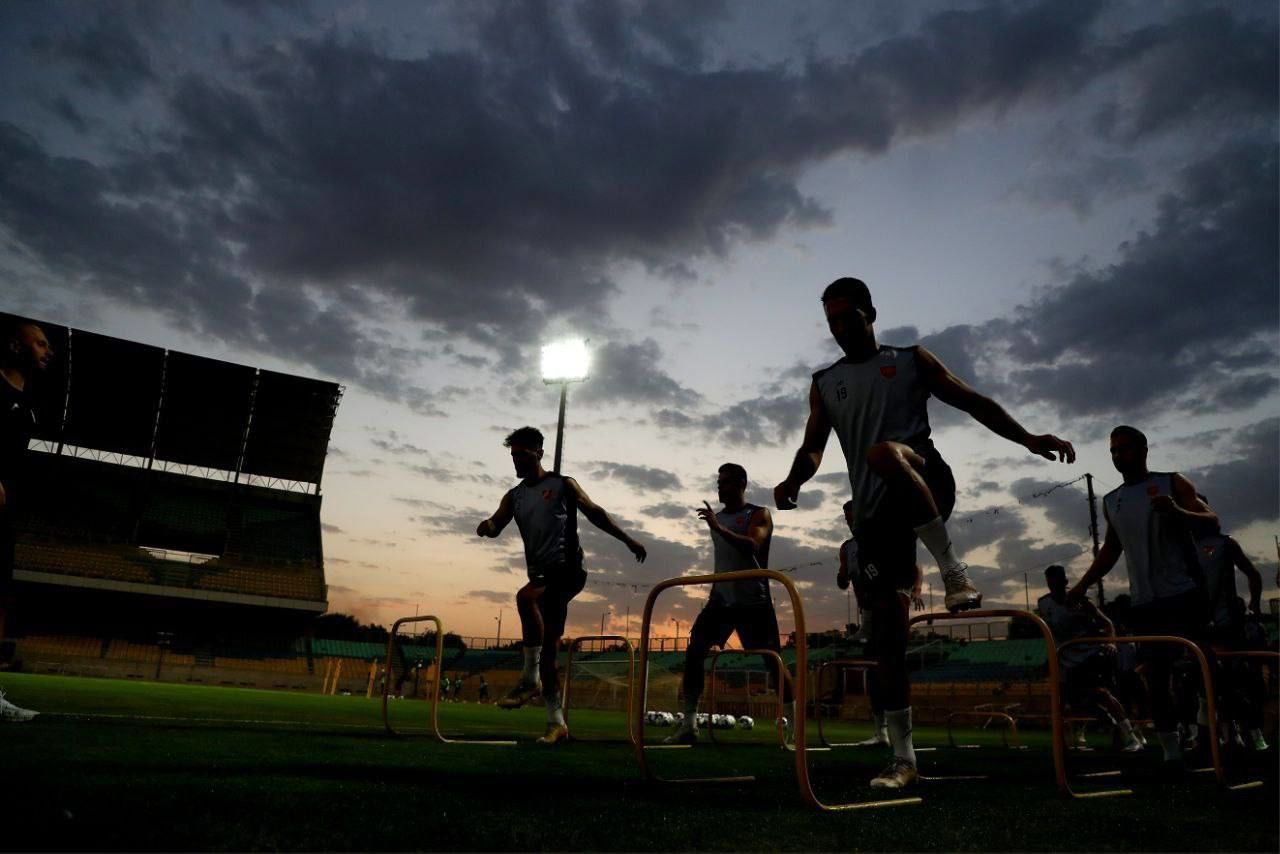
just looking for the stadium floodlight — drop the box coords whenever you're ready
[540,337,590,474]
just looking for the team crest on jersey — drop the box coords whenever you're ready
[542,488,554,501]
[879,366,897,379]
[1146,485,1159,497]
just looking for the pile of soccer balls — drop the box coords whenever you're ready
[644,710,754,730]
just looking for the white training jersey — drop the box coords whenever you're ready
[710,503,771,607]
[1197,533,1238,627]
[1102,472,1200,606]
[1036,593,1100,668]
[814,346,935,525]
[507,473,581,575]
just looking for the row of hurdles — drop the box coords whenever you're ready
[379,569,1278,812]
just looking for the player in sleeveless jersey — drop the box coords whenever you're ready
[775,277,1075,789]
[1191,495,1266,751]
[1068,426,1218,764]
[1037,564,1143,752]
[477,426,646,744]
[664,463,792,745]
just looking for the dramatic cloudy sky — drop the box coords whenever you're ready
[2,0,1276,640]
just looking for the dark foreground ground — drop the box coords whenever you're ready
[1,673,1276,851]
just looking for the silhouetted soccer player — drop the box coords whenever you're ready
[477,426,646,745]
[1068,426,1217,766]
[1037,564,1143,753]
[664,463,793,745]
[774,277,1074,789]
[0,320,51,720]
[1192,495,1267,751]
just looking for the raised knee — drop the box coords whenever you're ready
[866,442,904,473]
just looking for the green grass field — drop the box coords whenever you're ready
[2,673,1276,852]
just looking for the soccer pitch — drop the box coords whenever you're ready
[3,673,1276,852]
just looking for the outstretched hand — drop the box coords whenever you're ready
[773,481,798,510]
[628,540,647,563]
[1026,434,1075,463]
[696,501,724,532]
[475,519,494,537]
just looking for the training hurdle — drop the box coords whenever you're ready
[1212,649,1279,791]
[704,647,793,748]
[1055,634,1229,796]
[635,569,921,811]
[944,703,1024,750]
[814,659,878,749]
[909,610,1069,789]
[381,615,516,745]
[562,634,637,746]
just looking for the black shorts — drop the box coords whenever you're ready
[1127,589,1208,664]
[853,451,956,601]
[688,602,783,653]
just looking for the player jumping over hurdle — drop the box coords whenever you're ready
[476,426,646,745]
[774,277,1075,789]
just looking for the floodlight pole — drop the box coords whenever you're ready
[553,381,568,474]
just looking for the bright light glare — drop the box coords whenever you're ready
[540,338,590,383]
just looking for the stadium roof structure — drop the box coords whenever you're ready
[5,312,342,490]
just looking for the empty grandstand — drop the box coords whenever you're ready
[2,313,342,685]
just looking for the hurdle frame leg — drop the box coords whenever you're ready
[634,570,921,809]
[562,634,637,746]
[382,615,515,745]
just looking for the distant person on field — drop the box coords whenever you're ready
[478,674,489,703]
[477,426,646,745]
[1069,426,1216,766]
[0,319,51,721]
[1037,565,1143,752]
[664,463,792,745]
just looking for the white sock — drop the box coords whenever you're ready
[682,698,699,728]
[913,517,963,573]
[1195,696,1209,726]
[885,707,916,766]
[1119,719,1135,738]
[545,691,565,726]
[874,712,888,740]
[521,645,540,685]
[1156,731,1181,761]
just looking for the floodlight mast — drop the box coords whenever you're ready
[540,338,590,474]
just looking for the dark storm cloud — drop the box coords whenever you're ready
[30,10,157,100]
[900,138,1278,425]
[0,1,1116,385]
[701,393,808,448]
[4,0,1274,409]
[1091,6,1278,143]
[586,461,683,493]
[574,339,702,408]
[640,501,692,521]
[1188,417,1278,531]
[949,505,1027,555]
[1007,477,1091,542]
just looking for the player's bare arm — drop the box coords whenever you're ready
[774,380,832,509]
[698,503,770,560]
[1226,537,1264,614]
[1068,514,1122,601]
[476,492,514,538]
[837,540,850,590]
[566,478,647,562]
[917,347,1075,463]
[1149,474,1218,527]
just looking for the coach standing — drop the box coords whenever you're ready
[0,320,53,661]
